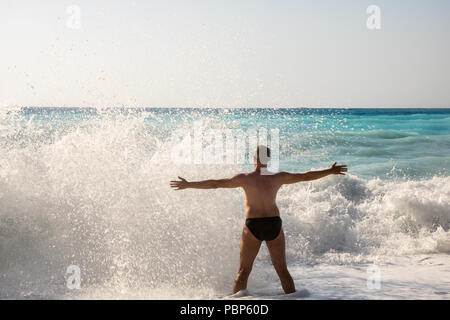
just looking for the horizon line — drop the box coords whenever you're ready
[3,106,450,110]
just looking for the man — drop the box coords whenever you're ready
[170,145,347,294]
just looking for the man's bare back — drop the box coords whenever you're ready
[239,169,282,218]
[170,146,347,294]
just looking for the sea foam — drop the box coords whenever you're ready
[0,108,449,298]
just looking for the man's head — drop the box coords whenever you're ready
[254,145,271,166]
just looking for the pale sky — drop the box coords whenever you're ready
[0,0,449,108]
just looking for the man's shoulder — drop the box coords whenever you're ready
[240,170,284,179]
[230,173,248,180]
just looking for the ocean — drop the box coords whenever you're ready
[0,107,449,299]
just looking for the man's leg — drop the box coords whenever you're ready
[266,229,295,294]
[233,226,262,294]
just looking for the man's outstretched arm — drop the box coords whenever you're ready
[170,174,245,190]
[275,162,347,185]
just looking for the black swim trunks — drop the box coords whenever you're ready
[245,216,282,241]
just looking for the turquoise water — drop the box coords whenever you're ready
[7,107,450,180]
[1,107,449,299]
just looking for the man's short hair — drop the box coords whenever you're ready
[254,145,271,165]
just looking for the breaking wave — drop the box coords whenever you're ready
[0,108,449,298]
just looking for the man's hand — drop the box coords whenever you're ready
[329,162,347,175]
[170,176,189,190]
